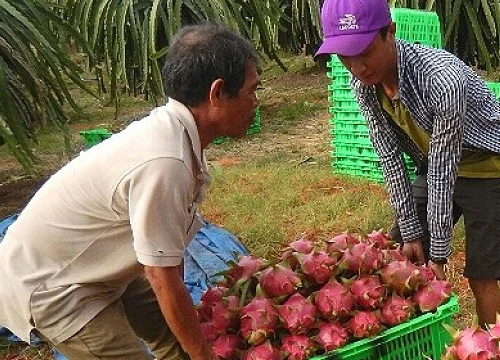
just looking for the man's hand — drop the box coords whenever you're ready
[402,239,425,265]
[428,260,446,280]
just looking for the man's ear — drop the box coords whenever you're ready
[389,22,396,37]
[209,79,225,106]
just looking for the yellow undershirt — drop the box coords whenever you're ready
[377,86,500,178]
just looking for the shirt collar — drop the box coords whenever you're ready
[165,97,204,168]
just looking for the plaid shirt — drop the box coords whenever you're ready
[351,40,500,259]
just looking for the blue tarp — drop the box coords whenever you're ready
[0,214,247,358]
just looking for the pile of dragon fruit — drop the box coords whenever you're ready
[197,231,452,360]
[442,321,500,359]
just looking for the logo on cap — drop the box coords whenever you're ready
[338,14,358,31]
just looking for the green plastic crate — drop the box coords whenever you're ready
[486,81,500,101]
[390,8,442,49]
[310,295,459,360]
[213,107,261,144]
[79,128,112,148]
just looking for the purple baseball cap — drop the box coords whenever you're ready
[315,0,392,57]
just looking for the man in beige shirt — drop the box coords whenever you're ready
[0,23,261,360]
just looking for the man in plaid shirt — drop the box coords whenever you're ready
[316,0,500,325]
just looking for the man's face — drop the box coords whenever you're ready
[338,25,396,86]
[220,62,261,138]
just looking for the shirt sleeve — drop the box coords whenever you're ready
[352,80,425,242]
[426,66,466,259]
[117,157,198,267]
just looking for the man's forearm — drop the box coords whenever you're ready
[144,265,211,360]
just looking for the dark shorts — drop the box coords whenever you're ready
[390,175,500,279]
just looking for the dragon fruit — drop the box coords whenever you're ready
[379,259,426,295]
[349,274,386,310]
[324,232,360,260]
[443,325,500,360]
[281,334,316,360]
[366,230,394,249]
[339,242,384,274]
[278,292,317,334]
[418,265,437,282]
[314,279,355,320]
[380,294,414,326]
[413,279,451,312]
[209,297,239,334]
[280,236,315,270]
[346,311,383,338]
[224,255,267,287]
[258,264,302,298]
[296,250,336,284]
[381,248,406,264]
[240,297,279,345]
[197,286,230,322]
[213,334,241,359]
[200,321,220,342]
[243,341,282,360]
[315,321,350,352]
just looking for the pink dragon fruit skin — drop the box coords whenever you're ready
[243,341,282,360]
[212,334,240,360]
[488,322,500,338]
[366,230,395,249]
[289,237,315,253]
[280,237,315,270]
[350,274,386,310]
[197,286,230,322]
[412,279,451,312]
[225,255,267,286]
[240,297,280,345]
[282,334,316,360]
[379,259,426,295]
[418,265,437,282]
[339,242,384,274]
[278,292,318,334]
[381,248,406,264]
[297,250,336,284]
[380,294,414,326]
[453,326,500,360]
[315,321,350,352]
[314,279,355,320]
[200,321,220,342]
[258,264,302,297]
[325,233,360,260]
[346,311,383,338]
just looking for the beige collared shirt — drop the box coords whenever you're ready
[0,98,211,343]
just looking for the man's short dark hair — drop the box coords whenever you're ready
[162,23,259,107]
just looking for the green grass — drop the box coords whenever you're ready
[203,160,395,259]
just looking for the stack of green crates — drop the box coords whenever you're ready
[328,8,442,183]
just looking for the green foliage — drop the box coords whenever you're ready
[0,0,95,173]
[435,0,500,72]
